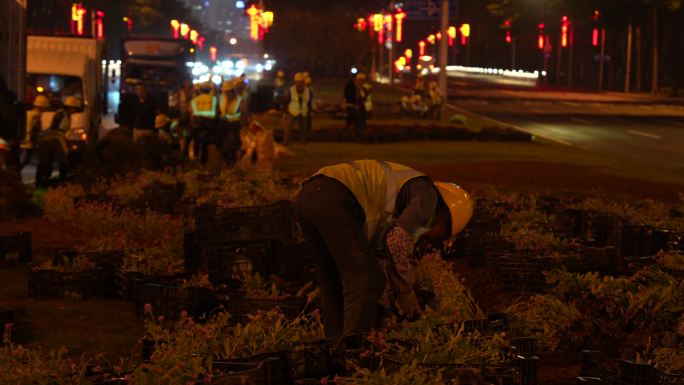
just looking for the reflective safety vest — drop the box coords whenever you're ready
[191,94,217,119]
[312,160,425,244]
[288,86,310,117]
[220,95,242,122]
[23,109,41,148]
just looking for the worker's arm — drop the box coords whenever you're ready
[382,177,439,295]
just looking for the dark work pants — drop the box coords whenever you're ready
[193,118,214,166]
[295,176,386,338]
[35,139,68,188]
[222,121,241,166]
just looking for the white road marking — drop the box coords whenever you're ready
[570,118,594,125]
[628,130,662,140]
[445,103,574,146]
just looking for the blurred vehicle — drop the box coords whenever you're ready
[116,37,193,125]
[26,35,104,154]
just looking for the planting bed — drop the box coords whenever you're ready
[3,170,684,384]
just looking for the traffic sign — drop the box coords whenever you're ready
[403,0,458,20]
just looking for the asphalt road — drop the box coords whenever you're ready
[446,76,684,173]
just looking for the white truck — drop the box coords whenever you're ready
[26,36,104,154]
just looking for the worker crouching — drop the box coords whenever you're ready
[295,159,473,339]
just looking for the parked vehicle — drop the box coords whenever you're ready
[116,37,193,126]
[26,35,104,155]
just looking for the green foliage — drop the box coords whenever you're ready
[384,318,506,367]
[415,252,484,323]
[0,344,92,385]
[334,361,446,385]
[37,255,97,273]
[507,295,581,351]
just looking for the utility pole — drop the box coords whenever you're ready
[388,37,394,85]
[625,24,633,93]
[636,26,642,91]
[651,9,659,94]
[511,38,516,69]
[598,29,606,92]
[438,0,449,102]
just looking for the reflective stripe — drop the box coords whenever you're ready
[221,95,242,121]
[288,86,310,117]
[192,95,217,118]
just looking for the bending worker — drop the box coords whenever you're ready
[295,159,473,338]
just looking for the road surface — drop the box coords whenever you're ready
[447,77,684,173]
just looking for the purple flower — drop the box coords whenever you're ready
[144,303,153,314]
[180,310,189,319]
[157,315,165,322]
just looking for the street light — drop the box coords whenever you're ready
[395,10,406,42]
[171,20,180,39]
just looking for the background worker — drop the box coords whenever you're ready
[178,79,195,157]
[190,82,218,166]
[131,83,157,141]
[354,73,369,135]
[304,73,314,136]
[343,73,358,132]
[35,96,81,187]
[20,95,50,170]
[295,159,473,339]
[273,70,288,119]
[427,81,444,120]
[219,79,242,165]
[285,72,311,144]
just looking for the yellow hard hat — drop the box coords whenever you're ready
[277,70,285,77]
[434,182,473,237]
[221,81,234,92]
[294,72,305,82]
[64,96,82,108]
[33,95,50,108]
[155,114,171,129]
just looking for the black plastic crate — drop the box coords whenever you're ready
[287,342,338,380]
[653,369,684,385]
[274,242,315,284]
[53,250,124,298]
[115,270,187,300]
[518,356,540,385]
[511,337,537,358]
[564,246,617,274]
[0,231,31,266]
[183,229,200,273]
[133,283,215,319]
[619,361,652,385]
[204,240,276,285]
[211,360,282,385]
[195,201,295,244]
[494,255,548,295]
[28,264,105,299]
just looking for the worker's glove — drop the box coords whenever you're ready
[394,291,422,321]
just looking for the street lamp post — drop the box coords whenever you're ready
[438,0,449,103]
